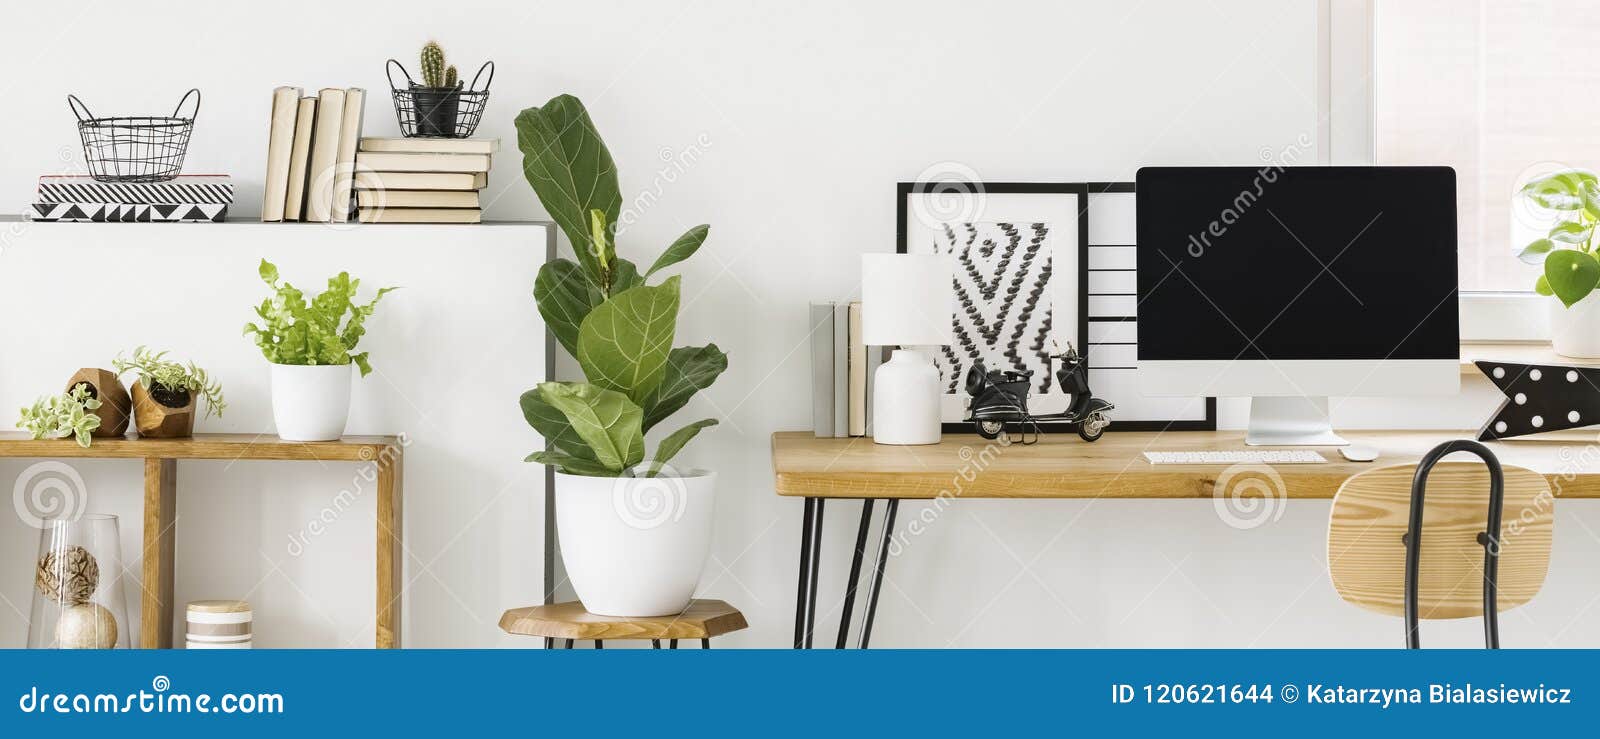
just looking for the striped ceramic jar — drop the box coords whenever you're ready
[185,600,252,649]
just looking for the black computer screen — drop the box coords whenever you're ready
[1135,166,1459,361]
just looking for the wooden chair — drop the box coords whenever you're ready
[1327,440,1554,648]
[499,599,748,649]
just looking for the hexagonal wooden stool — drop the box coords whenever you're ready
[499,599,748,649]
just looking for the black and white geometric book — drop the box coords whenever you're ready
[36,175,235,205]
[27,202,229,223]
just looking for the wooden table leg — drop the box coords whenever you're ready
[140,458,177,649]
[376,447,403,648]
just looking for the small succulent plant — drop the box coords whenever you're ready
[445,65,459,88]
[421,41,447,88]
[113,346,226,418]
[18,383,102,448]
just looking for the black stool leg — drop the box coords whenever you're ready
[544,636,554,649]
[793,497,816,648]
[652,639,661,649]
[836,499,876,648]
[563,639,573,649]
[701,639,710,649]
[594,640,604,649]
[858,499,899,649]
[669,639,678,649]
[801,499,826,648]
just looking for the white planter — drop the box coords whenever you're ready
[555,470,716,617]
[269,363,352,441]
[1551,293,1600,359]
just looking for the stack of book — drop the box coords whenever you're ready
[810,301,885,438]
[261,85,368,223]
[28,175,234,222]
[351,137,496,223]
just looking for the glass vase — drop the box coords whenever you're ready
[27,514,131,649]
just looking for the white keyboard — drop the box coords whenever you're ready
[1143,450,1329,465]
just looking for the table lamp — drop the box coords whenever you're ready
[861,253,953,445]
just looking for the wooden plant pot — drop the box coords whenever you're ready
[130,382,196,438]
[65,368,132,438]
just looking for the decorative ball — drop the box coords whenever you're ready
[55,603,118,649]
[35,546,100,606]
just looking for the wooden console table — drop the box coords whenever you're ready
[0,432,404,649]
[772,430,1600,648]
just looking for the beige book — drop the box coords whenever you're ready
[353,151,490,173]
[329,87,366,223]
[353,171,487,191]
[847,301,866,437]
[282,97,318,221]
[359,137,500,155]
[356,190,480,209]
[260,86,301,221]
[304,88,347,222]
[358,208,482,224]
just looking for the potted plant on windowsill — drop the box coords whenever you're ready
[243,260,396,441]
[112,346,225,438]
[516,94,728,618]
[1519,169,1600,357]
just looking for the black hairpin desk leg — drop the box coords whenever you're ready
[793,498,825,649]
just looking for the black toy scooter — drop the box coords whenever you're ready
[962,343,1114,442]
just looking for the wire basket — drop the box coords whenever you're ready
[68,89,200,183]
[387,60,492,139]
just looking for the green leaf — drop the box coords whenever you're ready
[536,382,645,470]
[1536,274,1554,296]
[646,225,710,278]
[640,343,728,431]
[514,95,622,285]
[519,387,597,460]
[259,259,279,284]
[1544,249,1600,307]
[647,418,717,475]
[1518,238,1556,264]
[534,259,605,357]
[524,450,618,477]
[576,276,681,403]
[589,208,614,278]
[1585,182,1600,221]
[1522,171,1594,211]
[609,258,643,296]
[1549,222,1593,244]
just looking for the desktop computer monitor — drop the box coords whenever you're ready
[1135,166,1460,445]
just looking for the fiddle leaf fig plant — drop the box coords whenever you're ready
[1517,169,1600,306]
[18,384,102,448]
[516,94,726,477]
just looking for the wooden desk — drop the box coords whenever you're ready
[771,429,1600,648]
[0,432,404,649]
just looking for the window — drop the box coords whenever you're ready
[1372,0,1600,293]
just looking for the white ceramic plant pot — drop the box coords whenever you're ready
[1551,294,1600,359]
[269,364,352,441]
[555,470,716,617]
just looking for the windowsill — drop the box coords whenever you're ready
[1459,341,1600,374]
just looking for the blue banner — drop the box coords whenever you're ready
[0,649,1591,734]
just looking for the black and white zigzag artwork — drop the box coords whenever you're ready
[926,221,1055,395]
[1476,360,1600,440]
[27,202,228,223]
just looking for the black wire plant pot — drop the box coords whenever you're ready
[387,60,493,138]
[68,89,200,183]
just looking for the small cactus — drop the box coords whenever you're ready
[420,41,445,88]
[444,65,459,88]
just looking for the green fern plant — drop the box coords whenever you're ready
[112,346,227,418]
[18,384,102,448]
[420,41,446,88]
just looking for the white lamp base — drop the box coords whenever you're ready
[871,349,942,445]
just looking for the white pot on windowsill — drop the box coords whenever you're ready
[555,469,716,617]
[1550,293,1600,359]
[270,363,353,441]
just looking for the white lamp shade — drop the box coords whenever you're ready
[861,254,953,346]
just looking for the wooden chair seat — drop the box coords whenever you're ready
[499,599,748,641]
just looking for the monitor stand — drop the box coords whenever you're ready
[1245,396,1348,446]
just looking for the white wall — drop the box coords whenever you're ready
[5,0,1598,648]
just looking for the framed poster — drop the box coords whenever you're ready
[897,182,1087,433]
[895,180,1216,434]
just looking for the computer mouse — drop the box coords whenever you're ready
[1339,445,1379,462]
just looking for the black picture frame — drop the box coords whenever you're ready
[896,180,1217,434]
